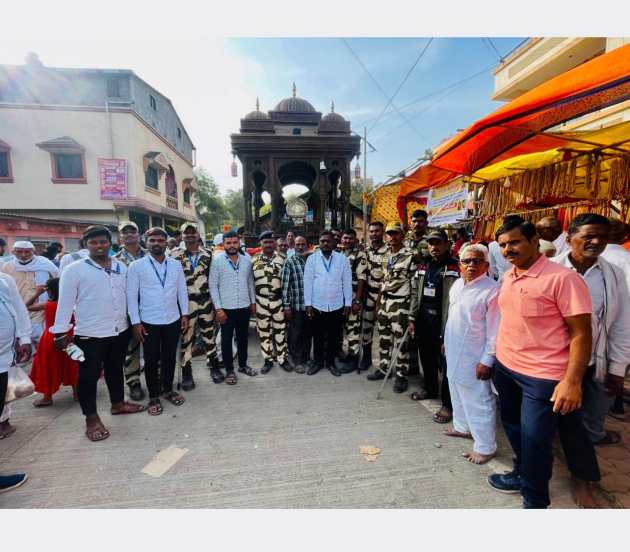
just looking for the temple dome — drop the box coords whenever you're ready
[273,96,317,113]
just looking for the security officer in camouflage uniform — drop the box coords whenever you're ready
[115,221,147,401]
[253,231,290,373]
[404,208,431,261]
[170,222,217,390]
[366,222,415,393]
[360,221,389,370]
[338,228,368,373]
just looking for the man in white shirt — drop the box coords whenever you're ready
[443,244,499,465]
[52,226,144,443]
[551,213,630,508]
[304,230,352,376]
[127,227,189,415]
[601,218,630,292]
[554,214,630,444]
[536,216,569,258]
[0,272,32,491]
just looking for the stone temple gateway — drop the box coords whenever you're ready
[231,85,361,242]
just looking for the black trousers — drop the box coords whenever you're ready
[288,310,311,364]
[74,329,131,416]
[0,371,7,418]
[221,308,250,372]
[417,308,452,409]
[494,361,599,508]
[311,307,344,366]
[143,320,181,399]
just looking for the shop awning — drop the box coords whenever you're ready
[396,43,630,219]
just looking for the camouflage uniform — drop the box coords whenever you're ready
[115,245,147,387]
[343,247,368,356]
[377,246,416,375]
[403,231,430,371]
[361,243,389,346]
[404,231,430,263]
[170,246,217,368]
[252,252,287,363]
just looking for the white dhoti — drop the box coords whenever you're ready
[449,378,497,455]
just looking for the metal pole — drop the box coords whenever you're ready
[362,126,368,239]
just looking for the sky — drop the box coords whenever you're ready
[0,36,525,194]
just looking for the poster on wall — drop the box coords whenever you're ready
[99,158,128,199]
[426,180,468,226]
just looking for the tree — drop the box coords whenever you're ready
[350,177,374,207]
[223,189,245,228]
[194,167,228,233]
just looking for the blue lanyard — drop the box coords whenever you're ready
[321,253,333,273]
[187,252,200,271]
[149,258,168,288]
[226,255,240,273]
[387,254,401,272]
[84,258,121,275]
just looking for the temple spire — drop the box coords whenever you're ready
[331,100,335,113]
[292,82,297,98]
[256,97,260,111]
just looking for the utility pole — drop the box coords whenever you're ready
[362,126,368,240]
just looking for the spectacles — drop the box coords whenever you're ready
[460,258,484,265]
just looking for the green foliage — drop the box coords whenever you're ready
[194,167,245,233]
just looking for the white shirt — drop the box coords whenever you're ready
[59,249,89,273]
[127,255,189,325]
[555,254,605,366]
[51,257,128,338]
[444,274,500,386]
[0,273,32,373]
[552,232,570,257]
[488,240,511,281]
[303,250,352,312]
[602,243,630,296]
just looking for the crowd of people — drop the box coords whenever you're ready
[1,209,629,509]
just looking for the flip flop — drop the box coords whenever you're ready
[225,372,238,385]
[148,400,163,416]
[162,391,185,406]
[85,425,110,442]
[433,408,453,424]
[111,402,146,415]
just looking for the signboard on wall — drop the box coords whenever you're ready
[427,180,468,226]
[99,158,128,199]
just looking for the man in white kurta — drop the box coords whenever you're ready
[0,272,32,443]
[443,244,500,464]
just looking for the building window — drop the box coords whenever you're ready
[106,78,121,98]
[177,127,182,139]
[292,128,302,135]
[52,153,86,183]
[0,140,13,182]
[150,95,157,111]
[183,188,191,205]
[152,216,164,228]
[145,166,159,189]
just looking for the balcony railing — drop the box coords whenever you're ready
[166,196,178,210]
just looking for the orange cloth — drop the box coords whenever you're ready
[496,255,592,381]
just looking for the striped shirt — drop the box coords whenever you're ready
[209,251,256,310]
[281,253,308,311]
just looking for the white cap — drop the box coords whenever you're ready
[13,240,35,250]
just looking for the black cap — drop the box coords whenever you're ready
[259,230,274,240]
[426,229,449,242]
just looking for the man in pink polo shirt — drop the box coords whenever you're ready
[487,216,594,508]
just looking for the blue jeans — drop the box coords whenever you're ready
[493,361,598,508]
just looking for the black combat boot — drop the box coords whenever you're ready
[181,363,196,391]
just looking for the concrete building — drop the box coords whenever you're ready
[493,37,630,130]
[0,54,197,251]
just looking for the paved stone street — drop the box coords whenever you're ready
[0,327,584,509]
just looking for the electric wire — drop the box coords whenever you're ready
[367,38,433,134]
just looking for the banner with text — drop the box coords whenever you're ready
[99,158,128,199]
[427,180,468,226]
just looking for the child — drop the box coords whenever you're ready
[27,278,78,407]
